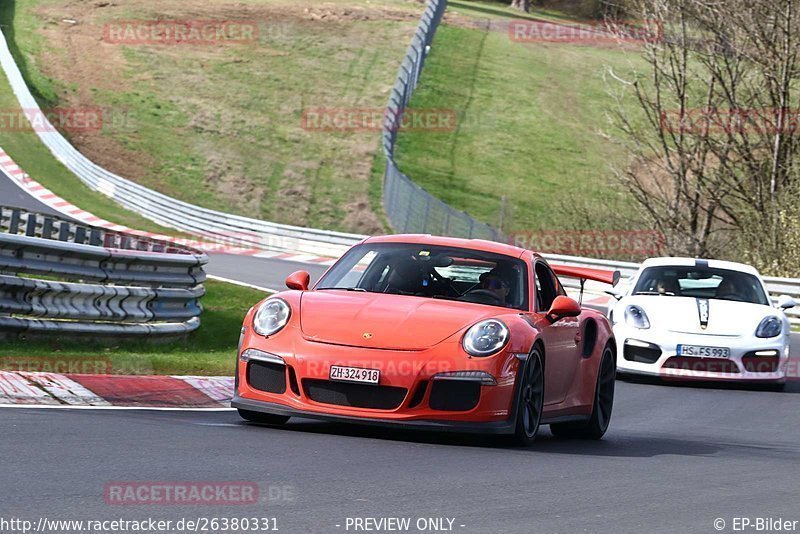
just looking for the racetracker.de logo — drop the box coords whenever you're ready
[510,230,665,257]
[508,19,663,44]
[660,108,800,135]
[300,108,457,132]
[0,108,103,133]
[0,356,112,374]
[104,482,259,505]
[103,20,259,45]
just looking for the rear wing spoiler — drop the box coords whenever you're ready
[550,264,622,306]
[551,265,621,286]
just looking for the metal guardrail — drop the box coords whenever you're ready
[0,206,208,338]
[0,28,364,258]
[381,0,504,241]
[544,253,800,326]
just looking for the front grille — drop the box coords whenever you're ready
[247,361,287,393]
[663,356,740,374]
[623,342,662,364]
[429,379,481,411]
[741,351,781,373]
[302,379,407,410]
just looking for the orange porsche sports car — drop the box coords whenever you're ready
[232,235,618,444]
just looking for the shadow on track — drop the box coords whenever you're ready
[234,418,724,459]
[617,373,800,394]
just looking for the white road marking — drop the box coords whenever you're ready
[207,275,277,293]
[0,404,235,411]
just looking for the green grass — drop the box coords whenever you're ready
[0,281,268,376]
[0,0,184,234]
[4,0,423,234]
[0,70,182,235]
[392,3,645,233]
[3,0,646,238]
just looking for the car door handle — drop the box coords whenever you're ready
[574,332,582,344]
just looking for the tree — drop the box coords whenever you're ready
[609,0,800,269]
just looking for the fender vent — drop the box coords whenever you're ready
[582,320,598,358]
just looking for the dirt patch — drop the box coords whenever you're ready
[205,151,265,215]
[18,0,420,233]
[298,3,421,23]
[32,2,154,181]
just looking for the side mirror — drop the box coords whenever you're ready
[547,295,582,323]
[777,295,797,310]
[285,270,310,291]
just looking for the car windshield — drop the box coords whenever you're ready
[316,243,529,310]
[632,266,770,305]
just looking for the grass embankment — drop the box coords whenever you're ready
[5,0,423,235]
[5,0,647,237]
[0,281,267,376]
[0,1,179,234]
[394,0,644,233]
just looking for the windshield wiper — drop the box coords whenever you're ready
[633,291,675,296]
[316,287,367,292]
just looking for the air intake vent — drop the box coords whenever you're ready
[247,361,287,393]
[302,379,407,410]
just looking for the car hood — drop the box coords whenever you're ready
[300,291,499,350]
[622,295,778,336]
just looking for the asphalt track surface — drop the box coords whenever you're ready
[3,377,800,534]
[3,169,800,532]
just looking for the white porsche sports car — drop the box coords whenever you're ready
[608,257,795,387]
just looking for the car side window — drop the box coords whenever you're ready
[534,263,559,312]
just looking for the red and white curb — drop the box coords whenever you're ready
[0,148,336,266]
[0,371,234,408]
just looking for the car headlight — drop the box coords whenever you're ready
[755,316,783,338]
[253,298,291,336]
[625,305,650,329]
[463,319,509,357]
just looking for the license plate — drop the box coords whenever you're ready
[329,365,380,384]
[677,344,731,358]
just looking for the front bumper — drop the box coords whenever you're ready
[232,395,517,434]
[613,325,790,382]
[235,325,525,428]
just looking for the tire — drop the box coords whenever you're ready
[513,348,545,446]
[551,343,615,440]
[237,408,290,425]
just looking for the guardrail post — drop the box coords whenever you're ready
[9,210,20,234]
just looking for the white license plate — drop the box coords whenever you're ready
[677,345,731,358]
[329,365,380,384]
